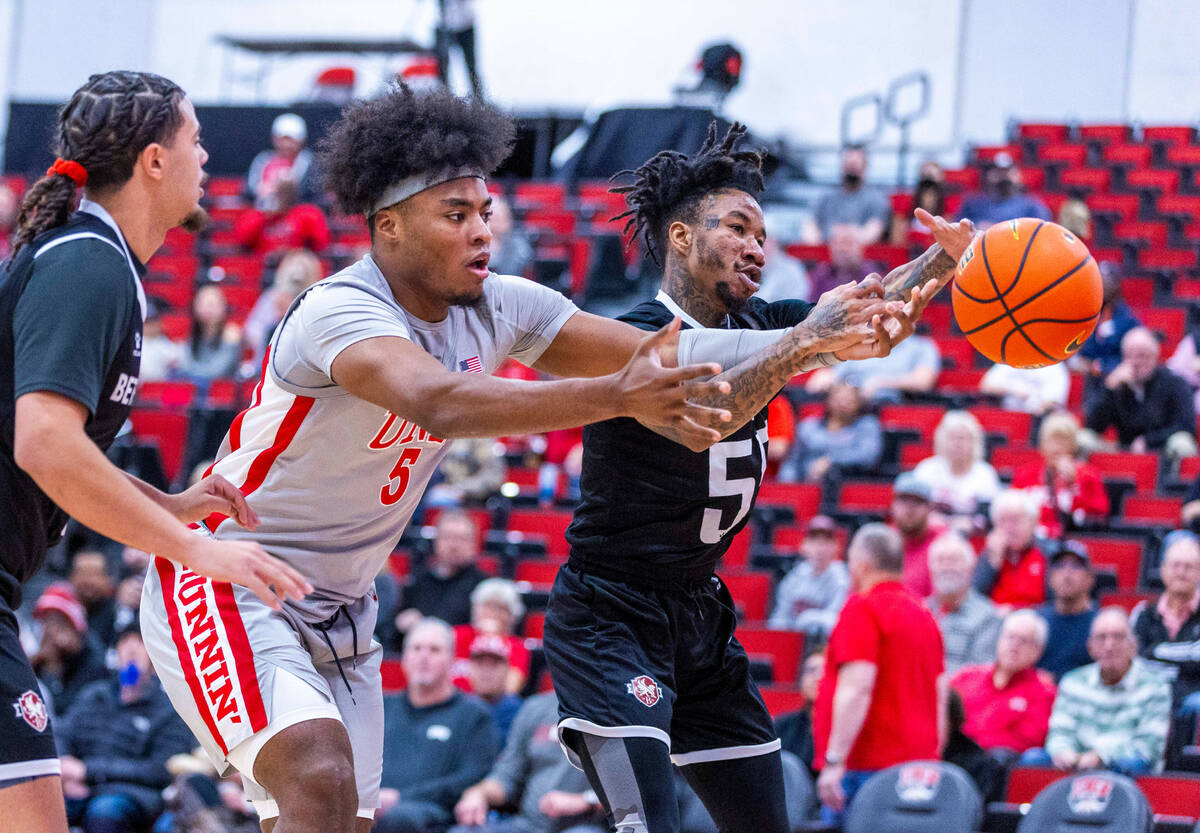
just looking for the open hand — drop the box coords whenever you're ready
[804,276,901,357]
[915,208,976,262]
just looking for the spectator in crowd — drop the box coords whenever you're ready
[68,549,117,649]
[1022,607,1172,775]
[436,0,484,98]
[980,361,1070,414]
[1012,411,1109,539]
[776,651,826,775]
[912,410,1001,528]
[487,196,534,277]
[30,583,108,717]
[807,330,941,403]
[765,395,796,479]
[177,284,242,383]
[427,438,507,507]
[467,633,525,749]
[768,515,850,639]
[973,490,1048,609]
[247,112,318,210]
[778,382,882,483]
[1166,325,1200,414]
[241,248,325,372]
[813,524,944,820]
[233,177,330,256]
[926,532,1001,674]
[377,618,498,833]
[453,578,531,694]
[890,161,947,247]
[1036,541,1099,680]
[138,298,184,382]
[0,179,19,260]
[1057,198,1092,244]
[1070,266,1141,409]
[452,690,607,833]
[384,510,489,649]
[806,223,884,300]
[57,620,194,833]
[755,235,811,304]
[958,153,1050,229]
[537,427,584,506]
[890,472,945,599]
[1086,326,1199,459]
[815,146,890,243]
[951,609,1057,764]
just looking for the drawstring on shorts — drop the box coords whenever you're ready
[313,605,359,704]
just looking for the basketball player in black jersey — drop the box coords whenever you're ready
[0,71,309,833]
[543,124,975,832]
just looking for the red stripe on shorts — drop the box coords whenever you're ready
[155,557,230,755]
[212,581,268,733]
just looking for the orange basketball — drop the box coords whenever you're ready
[951,218,1102,368]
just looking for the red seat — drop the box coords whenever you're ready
[1058,168,1111,192]
[1006,766,1068,803]
[1103,143,1153,168]
[147,254,199,284]
[759,686,806,718]
[973,408,1033,446]
[380,659,406,692]
[773,524,849,554]
[1120,276,1156,306]
[1125,168,1181,194]
[1167,145,1200,167]
[900,443,933,469]
[756,482,822,519]
[932,337,978,371]
[220,285,261,317]
[1100,590,1155,613]
[1074,536,1144,589]
[736,627,804,683]
[974,145,1022,164]
[1078,124,1132,145]
[129,410,189,482]
[1086,193,1141,223]
[476,556,500,576]
[523,611,546,639]
[1138,248,1198,274]
[503,466,539,489]
[989,446,1043,476]
[1089,451,1159,492]
[1157,194,1200,221]
[388,552,410,579]
[1140,307,1188,351]
[522,209,576,235]
[1122,493,1182,526]
[1179,455,1200,482]
[136,380,197,410]
[513,182,565,210]
[784,244,830,264]
[838,482,894,513]
[862,244,910,271]
[211,254,266,285]
[942,168,980,191]
[1143,126,1196,147]
[508,510,572,557]
[1017,123,1071,143]
[1135,774,1200,818]
[721,527,754,569]
[514,560,561,586]
[1113,220,1169,247]
[721,572,771,621]
[1038,143,1088,167]
[878,404,944,442]
[158,312,190,341]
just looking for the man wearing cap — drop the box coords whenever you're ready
[29,584,107,718]
[377,618,497,833]
[247,112,318,211]
[925,532,1000,674]
[958,153,1050,230]
[1036,541,1098,680]
[768,515,849,640]
[890,472,946,599]
[467,633,523,748]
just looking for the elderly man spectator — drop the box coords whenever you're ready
[959,153,1050,229]
[769,516,850,639]
[488,196,534,278]
[453,578,531,694]
[30,584,108,718]
[377,618,498,833]
[813,524,944,819]
[1021,607,1172,775]
[452,691,607,833]
[815,146,890,242]
[951,609,1057,761]
[1012,411,1109,539]
[778,383,882,484]
[1037,541,1099,679]
[973,490,1048,609]
[1086,326,1198,458]
[890,473,946,599]
[247,112,319,210]
[755,234,811,304]
[57,620,194,833]
[807,224,884,300]
[926,532,1001,673]
[467,633,525,748]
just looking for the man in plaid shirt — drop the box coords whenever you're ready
[1020,607,1172,774]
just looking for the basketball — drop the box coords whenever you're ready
[952,218,1103,368]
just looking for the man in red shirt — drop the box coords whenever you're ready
[890,472,945,598]
[814,522,946,820]
[951,609,1057,761]
[973,489,1047,609]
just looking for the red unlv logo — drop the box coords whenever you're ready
[626,675,662,707]
[13,690,48,733]
[895,763,942,803]
[1068,775,1114,815]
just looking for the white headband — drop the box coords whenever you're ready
[369,167,486,216]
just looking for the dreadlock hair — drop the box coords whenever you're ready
[319,84,515,224]
[611,121,766,266]
[11,71,186,256]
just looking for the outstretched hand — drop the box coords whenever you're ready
[915,208,976,262]
[805,276,903,358]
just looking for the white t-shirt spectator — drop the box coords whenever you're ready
[912,456,1002,517]
[981,362,1069,414]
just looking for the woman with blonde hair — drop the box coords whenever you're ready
[913,410,1001,526]
[1012,411,1109,538]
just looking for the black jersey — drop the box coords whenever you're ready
[0,211,145,606]
[566,294,814,585]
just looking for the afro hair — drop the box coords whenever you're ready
[319,84,516,217]
[612,121,766,265]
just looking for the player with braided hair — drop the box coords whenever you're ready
[537,123,975,832]
[0,71,310,833]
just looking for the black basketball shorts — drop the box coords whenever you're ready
[0,596,60,787]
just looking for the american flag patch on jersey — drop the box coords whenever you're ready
[458,356,483,373]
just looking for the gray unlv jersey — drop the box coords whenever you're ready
[199,256,577,620]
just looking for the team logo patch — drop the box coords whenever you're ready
[895,763,942,803]
[1067,775,1114,815]
[626,675,662,707]
[12,690,48,733]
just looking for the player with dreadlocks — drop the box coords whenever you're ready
[538,123,974,832]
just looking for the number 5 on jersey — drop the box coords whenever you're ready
[381,448,422,506]
[699,427,768,544]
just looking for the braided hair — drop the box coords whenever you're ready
[611,121,766,266]
[11,71,186,255]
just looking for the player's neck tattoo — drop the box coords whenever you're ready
[661,257,727,328]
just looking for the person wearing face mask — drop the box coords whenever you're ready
[958,153,1049,230]
[814,146,891,243]
[925,532,1000,674]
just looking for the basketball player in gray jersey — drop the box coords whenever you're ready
[141,87,906,833]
